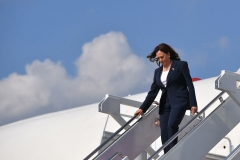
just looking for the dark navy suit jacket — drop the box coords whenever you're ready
[140,60,197,114]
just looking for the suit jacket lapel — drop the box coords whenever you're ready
[167,60,176,85]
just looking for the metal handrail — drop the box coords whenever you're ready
[83,103,158,160]
[148,91,225,160]
[83,115,138,160]
[225,144,240,160]
[108,152,128,160]
[223,137,233,153]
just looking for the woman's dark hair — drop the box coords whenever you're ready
[147,43,181,62]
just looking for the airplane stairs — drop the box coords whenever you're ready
[84,70,240,160]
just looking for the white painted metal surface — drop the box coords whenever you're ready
[155,70,240,160]
[158,96,240,160]
[95,94,201,160]
[225,144,240,160]
[0,70,239,160]
[0,104,108,160]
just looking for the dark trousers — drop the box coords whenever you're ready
[160,107,186,154]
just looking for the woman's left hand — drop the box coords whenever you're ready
[191,106,198,115]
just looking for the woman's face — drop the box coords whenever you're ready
[156,50,170,66]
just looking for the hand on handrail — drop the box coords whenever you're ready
[152,101,159,106]
[134,101,159,117]
[134,101,159,116]
[134,109,143,117]
[191,106,198,115]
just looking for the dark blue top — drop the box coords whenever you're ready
[140,60,197,114]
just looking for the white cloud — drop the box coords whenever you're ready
[0,31,153,126]
[217,36,229,50]
[75,32,152,94]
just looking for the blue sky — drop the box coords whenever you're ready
[0,0,240,126]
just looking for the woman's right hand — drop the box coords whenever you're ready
[134,109,143,117]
